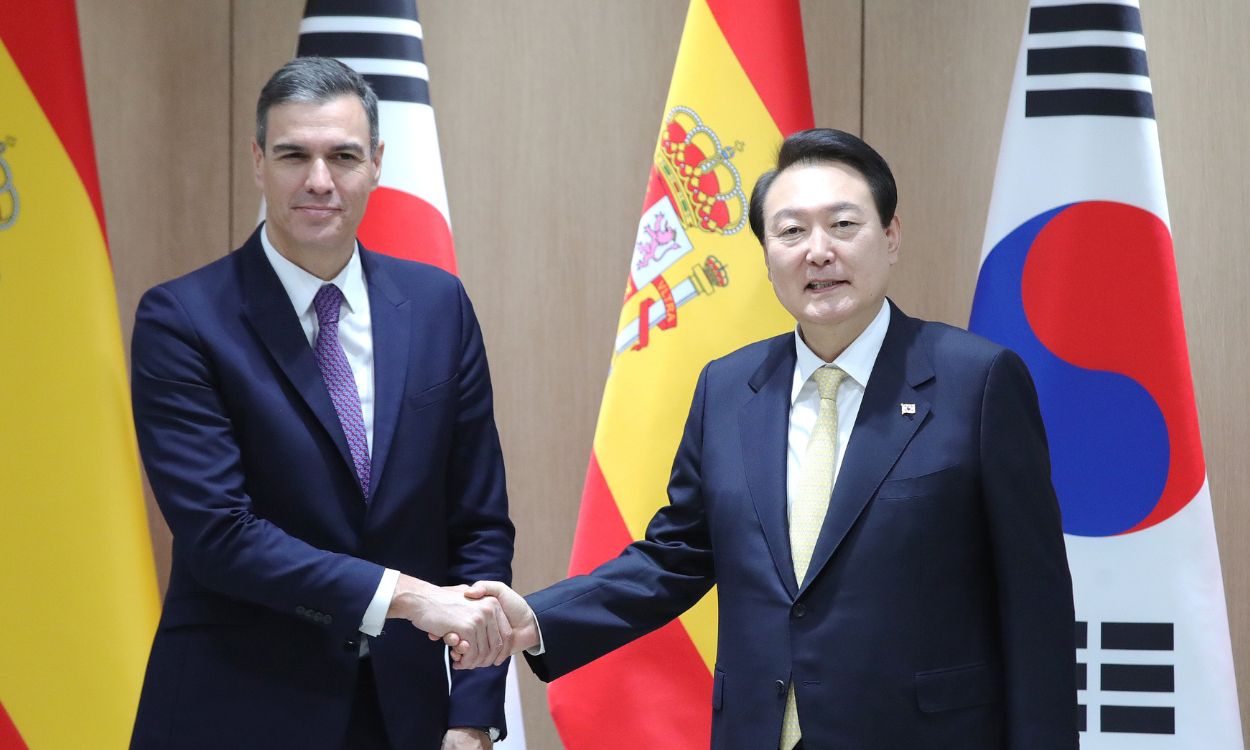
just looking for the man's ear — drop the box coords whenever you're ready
[370,140,385,189]
[885,214,902,264]
[252,140,265,188]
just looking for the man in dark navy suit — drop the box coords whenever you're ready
[464,129,1078,749]
[129,58,513,750]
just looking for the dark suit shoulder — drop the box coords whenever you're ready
[137,233,259,317]
[909,316,1019,372]
[358,247,469,313]
[705,333,791,373]
[698,333,792,393]
[360,247,460,287]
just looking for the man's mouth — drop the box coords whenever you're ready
[807,279,845,291]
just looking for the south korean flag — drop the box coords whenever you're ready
[969,1,1243,746]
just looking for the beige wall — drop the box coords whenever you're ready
[78,1,1248,746]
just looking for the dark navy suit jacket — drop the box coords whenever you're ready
[525,303,1077,750]
[129,228,514,748]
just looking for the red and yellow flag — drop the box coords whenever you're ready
[547,2,812,746]
[0,4,160,748]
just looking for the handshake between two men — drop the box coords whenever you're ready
[387,574,535,669]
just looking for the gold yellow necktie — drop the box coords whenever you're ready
[781,365,846,750]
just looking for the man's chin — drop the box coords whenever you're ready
[291,226,352,252]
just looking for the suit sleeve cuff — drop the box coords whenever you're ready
[359,568,399,636]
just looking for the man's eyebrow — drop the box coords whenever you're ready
[270,142,366,155]
[770,201,862,222]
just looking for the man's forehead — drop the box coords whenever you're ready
[265,96,369,139]
[765,163,873,216]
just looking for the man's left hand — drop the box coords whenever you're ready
[442,727,491,749]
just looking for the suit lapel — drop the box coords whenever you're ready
[238,231,356,477]
[740,335,801,598]
[360,250,410,500]
[799,304,934,593]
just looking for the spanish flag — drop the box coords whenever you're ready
[547,1,812,746]
[0,4,160,748]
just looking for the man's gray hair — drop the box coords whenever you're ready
[255,56,379,154]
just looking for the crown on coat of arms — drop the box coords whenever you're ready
[655,106,747,236]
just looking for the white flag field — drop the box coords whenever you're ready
[968,1,1243,746]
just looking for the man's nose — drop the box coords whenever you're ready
[305,158,334,193]
[807,227,836,264]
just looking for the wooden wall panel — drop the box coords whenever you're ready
[1145,3,1250,738]
[78,0,232,592]
[862,1,1022,324]
[230,0,305,246]
[866,0,1249,740]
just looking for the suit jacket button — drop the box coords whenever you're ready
[775,680,787,696]
[792,603,807,619]
[344,639,358,650]
[324,614,333,624]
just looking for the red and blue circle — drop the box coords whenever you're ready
[970,201,1204,537]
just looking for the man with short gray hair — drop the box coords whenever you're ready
[129,57,514,750]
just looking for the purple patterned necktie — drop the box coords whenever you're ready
[312,284,370,498]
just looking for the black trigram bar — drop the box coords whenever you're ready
[1101,664,1175,692]
[1077,703,1087,732]
[1101,705,1175,734]
[361,74,430,105]
[1027,46,1148,76]
[1076,621,1088,649]
[1030,4,1143,34]
[1076,662,1088,690]
[1026,88,1154,118]
[1101,622,1174,650]
[298,32,425,62]
[306,0,418,19]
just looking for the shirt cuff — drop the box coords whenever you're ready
[360,568,399,636]
[525,617,546,656]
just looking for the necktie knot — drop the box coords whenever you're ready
[813,365,847,401]
[313,284,344,328]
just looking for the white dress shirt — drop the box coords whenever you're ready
[260,226,398,639]
[787,300,891,516]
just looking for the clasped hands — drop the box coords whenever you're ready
[388,575,536,669]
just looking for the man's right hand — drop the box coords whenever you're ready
[448,580,540,669]
[388,574,513,669]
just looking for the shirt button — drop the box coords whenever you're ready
[775,680,787,696]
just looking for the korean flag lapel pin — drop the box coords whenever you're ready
[900,403,916,418]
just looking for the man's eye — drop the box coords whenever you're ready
[780,226,802,236]
[334,153,360,161]
[834,220,855,229]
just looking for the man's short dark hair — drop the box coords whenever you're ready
[255,56,379,154]
[748,128,898,244]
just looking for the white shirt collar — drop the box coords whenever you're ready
[791,299,892,405]
[260,223,368,318]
